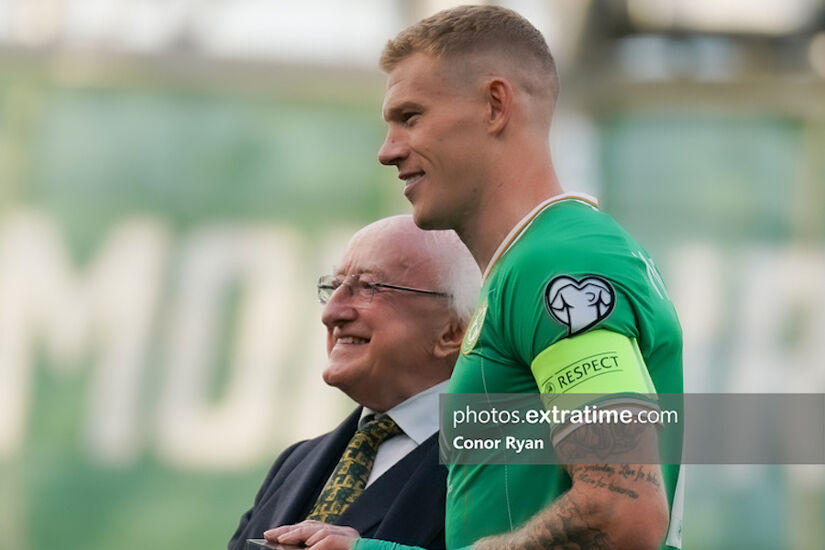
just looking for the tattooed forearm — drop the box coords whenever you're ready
[472,461,667,550]
[474,491,613,550]
[472,424,667,550]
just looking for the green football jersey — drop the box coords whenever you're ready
[446,194,684,549]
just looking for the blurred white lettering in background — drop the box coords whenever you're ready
[0,211,823,473]
[0,210,351,470]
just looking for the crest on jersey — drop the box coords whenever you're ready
[461,299,487,354]
[544,275,615,335]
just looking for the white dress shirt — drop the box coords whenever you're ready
[358,380,448,487]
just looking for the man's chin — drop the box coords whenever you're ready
[321,363,357,390]
[412,207,451,231]
[321,366,343,388]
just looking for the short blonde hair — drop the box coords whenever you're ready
[380,5,558,101]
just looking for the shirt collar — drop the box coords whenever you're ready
[482,192,599,282]
[359,380,449,444]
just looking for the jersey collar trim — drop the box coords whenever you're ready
[482,192,599,282]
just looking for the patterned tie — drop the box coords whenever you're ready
[306,415,402,523]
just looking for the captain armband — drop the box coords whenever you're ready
[531,329,655,394]
[530,330,659,441]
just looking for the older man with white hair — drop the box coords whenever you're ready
[229,215,479,550]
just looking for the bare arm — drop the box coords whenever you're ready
[474,420,669,550]
[266,418,670,550]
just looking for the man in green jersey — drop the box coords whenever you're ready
[267,5,683,550]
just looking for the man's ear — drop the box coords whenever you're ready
[433,317,466,359]
[485,77,514,135]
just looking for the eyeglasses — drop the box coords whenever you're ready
[317,274,450,305]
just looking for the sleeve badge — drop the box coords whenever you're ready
[544,275,615,336]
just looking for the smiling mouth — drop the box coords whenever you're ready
[336,336,369,345]
[402,172,425,185]
[402,172,425,198]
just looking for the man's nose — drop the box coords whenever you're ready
[321,285,358,327]
[378,128,407,166]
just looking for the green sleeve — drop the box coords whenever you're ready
[353,539,421,550]
[498,241,641,368]
[354,539,472,550]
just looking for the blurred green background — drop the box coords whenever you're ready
[0,1,824,549]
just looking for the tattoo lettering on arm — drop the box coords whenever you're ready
[473,419,667,550]
[618,464,662,489]
[473,420,667,550]
[570,464,663,500]
[569,464,662,500]
[555,419,665,502]
[573,465,638,500]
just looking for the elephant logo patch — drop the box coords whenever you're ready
[544,275,615,335]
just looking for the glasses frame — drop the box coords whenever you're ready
[317,274,450,305]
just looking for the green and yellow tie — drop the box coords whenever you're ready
[306,415,401,523]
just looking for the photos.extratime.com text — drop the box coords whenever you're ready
[451,403,679,429]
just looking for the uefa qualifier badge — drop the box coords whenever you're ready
[544,275,614,335]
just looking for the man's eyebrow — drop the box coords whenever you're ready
[357,266,386,279]
[332,266,386,279]
[383,101,424,121]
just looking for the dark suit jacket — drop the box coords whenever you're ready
[229,408,447,550]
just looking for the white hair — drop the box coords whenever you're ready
[355,215,481,325]
[420,227,481,325]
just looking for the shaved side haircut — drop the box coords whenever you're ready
[380,5,559,106]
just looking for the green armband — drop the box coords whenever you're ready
[531,329,656,395]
